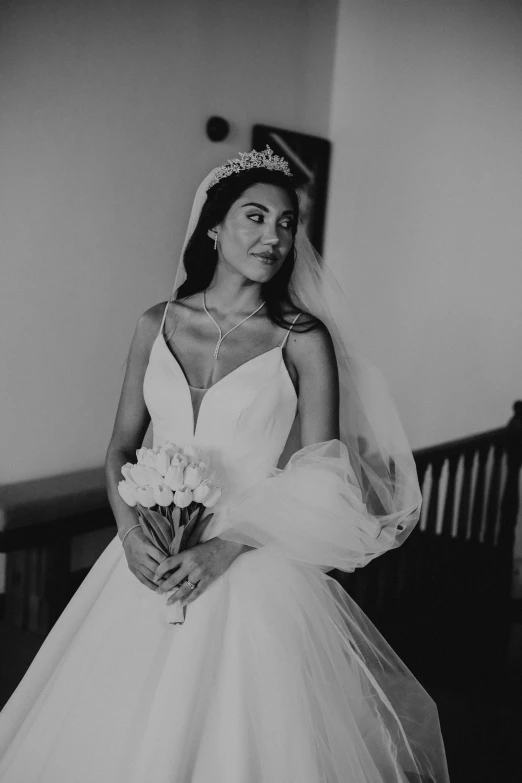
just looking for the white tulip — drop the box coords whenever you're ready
[129,465,151,487]
[135,485,156,508]
[170,452,188,470]
[143,448,161,469]
[130,465,163,488]
[203,485,222,508]
[182,444,199,461]
[120,462,135,482]
[117,480,138,507]
[184,463,203,489]
[174,487,193,508]
[153,483,174,507]
[136,447,149,465]
[163,464,184,491]
[161,441,178,458]
[154,448,170,477]
[193,480,212,504]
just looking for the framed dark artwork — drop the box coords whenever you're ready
[252,124,331,254]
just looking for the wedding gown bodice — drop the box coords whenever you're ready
[143,327,298,493]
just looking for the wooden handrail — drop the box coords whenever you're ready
[413,427,505,461]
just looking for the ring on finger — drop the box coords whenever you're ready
[185,579,197,590]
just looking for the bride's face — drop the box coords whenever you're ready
[210,183,296,283]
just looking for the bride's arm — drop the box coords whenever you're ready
[287,321,340,447]
[105,304,167,589]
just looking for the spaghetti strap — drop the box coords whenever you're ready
[280,312,301,349]
[158,299,172,339]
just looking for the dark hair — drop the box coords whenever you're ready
[176,167,315,332]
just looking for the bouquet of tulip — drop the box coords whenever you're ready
[117,442,222,625]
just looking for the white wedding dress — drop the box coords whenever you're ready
[0,314,448,782]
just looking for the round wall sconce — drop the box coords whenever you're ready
[206,116,230,142]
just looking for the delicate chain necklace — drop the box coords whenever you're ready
[202,290,265,360]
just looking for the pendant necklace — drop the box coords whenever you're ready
[202,290,265,360]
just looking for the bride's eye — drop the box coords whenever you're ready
[247,213,263,223]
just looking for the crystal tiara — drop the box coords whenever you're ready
[208,145,293,189]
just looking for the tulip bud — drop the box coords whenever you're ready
[117,479,138,507]
[153,483,174,507]
[161,441,178,458]
[182,444,199,461]
[184,463,203,489]
[135,485,156,508]
[136,447,149,465]
[171,452,188,470]
[143,448,161,469]
[203,485,222,508]
[154,449,170,477]
[170,451,188,470]
[120,462,135,482]
[130,465,163,488]
[193,479,211,504]
[174,487,193,508]
[163,464,184,491]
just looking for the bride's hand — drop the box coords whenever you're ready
[122,526,167,590]
[154,538,247,606]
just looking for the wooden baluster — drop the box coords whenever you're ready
[483,440,503,547]
[456,448,474,540]
[440,453,459,537]
[424,457,443,535]
[469,443,488,542]
[414,460,429,533]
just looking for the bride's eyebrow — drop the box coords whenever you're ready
[241,201,295,217]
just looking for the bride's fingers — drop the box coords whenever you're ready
[134,570,158,590]
[168,568,204,604]
[139,562,160,582]
[143,554,162,571]
[180,578,208,606]
[156,562,191,593]
[154,553,183,580]
[145,545,167,564]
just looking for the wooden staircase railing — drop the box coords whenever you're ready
[334,401,522,690]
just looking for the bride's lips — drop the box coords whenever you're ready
[252,253,278,265]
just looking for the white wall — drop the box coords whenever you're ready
[326,0,522,453]
[1,0,338,483]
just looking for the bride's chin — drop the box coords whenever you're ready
[245,261,282,284]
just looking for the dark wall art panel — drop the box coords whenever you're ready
[252,124,331,254]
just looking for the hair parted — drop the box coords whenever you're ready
[176,167,316,333]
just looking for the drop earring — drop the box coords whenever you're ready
[214,231,218,251]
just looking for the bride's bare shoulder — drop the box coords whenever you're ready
[286,315,337,371]
[139,295,200,335]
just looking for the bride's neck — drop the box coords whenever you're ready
[205,271,264,314]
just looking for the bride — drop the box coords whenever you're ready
[0,147,449,782]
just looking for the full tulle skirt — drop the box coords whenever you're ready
[0,535,447,782]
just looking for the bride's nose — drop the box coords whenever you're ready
[261,223,279,245]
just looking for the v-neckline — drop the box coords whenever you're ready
[156,332,295,437]
[159,331,281,392]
